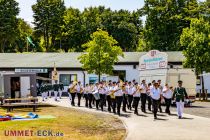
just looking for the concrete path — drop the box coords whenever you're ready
[39,97,210,140]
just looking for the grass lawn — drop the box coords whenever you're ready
[0,105,126,140]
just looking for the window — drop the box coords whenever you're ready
[59,74,77,86]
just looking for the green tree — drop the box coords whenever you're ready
[32,0,65,51]
[78,29,124,82]
[60,7,85,52]
[141,0,199,51]
[180,18,210,100]
[0,0,19,52]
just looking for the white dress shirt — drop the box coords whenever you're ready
[151,88,161,100]
[132,86,141,97]
[140,84,147,94]
[114,86,123,96]
[162,86,173,99]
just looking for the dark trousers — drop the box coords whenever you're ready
[99,94,105,111]
[106,95,112,112]
[96,98,100,110]
[141,93,147,112]
[127,95,133,110]
[77,93,82,106]
[111,98,116,113]
[70,93,76,106]
[122,94,128,112]
[84,94,89,107]
[147,94,152,111]
[164,98,172,114]
[88,93,93,108]
[152,99,159,118]
[158,98,162,112]
[133,97,140,114]
[115,96,123,115]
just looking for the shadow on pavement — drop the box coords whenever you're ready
[181,117,194,120]
[154,118,168,121]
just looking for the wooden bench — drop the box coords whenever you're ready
[1,97,39,112]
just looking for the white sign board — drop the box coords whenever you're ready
[15,69,48,73]
[140,50,168,70]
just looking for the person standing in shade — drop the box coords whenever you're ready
[59,83,64,99]
[132,83,141,115]
[146,83,152,111]
[76,81,83,107]
[150,82,161,119]
[172,80,189,119]
[53,83,59,101]
[140,80,147,113]
[114,82,123,116]
[126,81,133,110]
[162,84,173,115]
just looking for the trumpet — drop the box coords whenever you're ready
[70,83,77,93]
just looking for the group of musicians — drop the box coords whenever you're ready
[68,79,189,119]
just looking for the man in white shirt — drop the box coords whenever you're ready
[106,83,112,112]
[98,82,106,111]
[162,84,173,115]
[147,83,152,111]
[140,80,147,113]
[150,82,161,119]
[114,82,123,116]
[69,81,76,106]
[126,82,133,110]
[76,81,83,107]
[157,80,163,113]
[132,82,141,115]
[84,84,89,107]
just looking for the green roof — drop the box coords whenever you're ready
[0,52,184,68]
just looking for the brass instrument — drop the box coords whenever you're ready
[70,81,77,93]
[80,86,84,94]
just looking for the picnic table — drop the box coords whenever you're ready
[1,97,39,112]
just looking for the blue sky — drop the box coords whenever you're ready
[16,0,145,25]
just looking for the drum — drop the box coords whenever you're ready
[93,92,100,100]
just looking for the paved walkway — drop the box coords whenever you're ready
[39,97,210,140]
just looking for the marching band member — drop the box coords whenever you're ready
[140,80,147,113]
[162,84,173,115]
[106,83,112,112]
[98,82,106,111]
[172,80,189,119]
[132,83,141,115]
[122,82,128,112]
[146,83,152,111]
[157,80,163,113]
[93,83,100,110]
[84,84,89,107]
[114,82,124,116]
[150,82,161,119]
[69,81,77,106]
[110,82,117,114]
[76,81,83,107]
[126,81,133,110]
[88,84,93,108]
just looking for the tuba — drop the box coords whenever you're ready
[70,81,77,93]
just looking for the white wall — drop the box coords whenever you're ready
[113,65,139,83]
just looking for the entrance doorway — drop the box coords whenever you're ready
[10,77,20,98]
[113,70,126,81]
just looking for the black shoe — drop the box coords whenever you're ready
[178,116,182,119]
[154,117,157,119]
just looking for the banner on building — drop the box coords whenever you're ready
[139,50,168,70]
